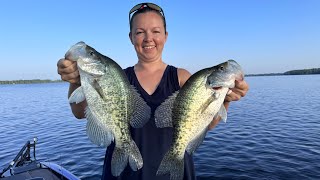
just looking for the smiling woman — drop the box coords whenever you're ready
[56,2,249,180]
[129,10,168,73]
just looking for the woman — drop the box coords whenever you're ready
[57,3,249,180]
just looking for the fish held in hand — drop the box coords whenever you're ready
[155,60,244,180]
[66,41,151,176]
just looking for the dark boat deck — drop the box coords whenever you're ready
[1,168,62,180]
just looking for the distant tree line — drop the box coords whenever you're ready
[283,68,320,75]
[0,79,64,85]
[246,68,320,77]
[246,73,284,77]
[2,67,320,83]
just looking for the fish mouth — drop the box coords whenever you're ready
[212,86,222,90]
[65,41,86,61]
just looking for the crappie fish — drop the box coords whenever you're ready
[66,41,151,176]
[155,60,244,180]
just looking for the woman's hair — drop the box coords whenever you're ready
[129,7,167,33]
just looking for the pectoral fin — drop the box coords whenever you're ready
[218,105,227,123]
[154,91,179,128]
[129,86,151,128]
[69,86,85,104]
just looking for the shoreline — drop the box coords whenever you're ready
[1,68,319,84]
[0,79,65,85]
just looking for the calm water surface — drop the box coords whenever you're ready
[1,75,320,179]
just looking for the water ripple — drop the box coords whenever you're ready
[1,76,320,179]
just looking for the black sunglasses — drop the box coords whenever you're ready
[129,2,165,22]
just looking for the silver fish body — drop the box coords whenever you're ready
[66,42,151,176]
[155,60,244,180]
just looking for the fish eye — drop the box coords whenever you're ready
[89,51,94,56]
[219,66,224,71]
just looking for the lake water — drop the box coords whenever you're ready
[1,75,319,180]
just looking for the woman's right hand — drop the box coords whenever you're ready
[57,58,80,84]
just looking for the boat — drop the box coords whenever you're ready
[0,138,80,180]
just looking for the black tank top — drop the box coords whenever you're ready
[101,65,196,180]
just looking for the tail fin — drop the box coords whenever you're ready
[157,151,184,180]
[111,140,143,176]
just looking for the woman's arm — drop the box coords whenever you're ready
[57,58,86,119]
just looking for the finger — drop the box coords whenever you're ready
[230,88,247,97]
[231,80,249,97]
[69,77,81,84]
[225,91,241,102]
[57,58,76,69]
[224,95,233,102]
[61,70,80,82]
[58,61,78,75]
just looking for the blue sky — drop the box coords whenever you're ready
[0,0,319,80]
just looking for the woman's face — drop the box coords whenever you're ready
[130,11,168,63]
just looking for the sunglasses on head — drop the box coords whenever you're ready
[129,2,165,22]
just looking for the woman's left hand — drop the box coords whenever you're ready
[224,80,249,102]
[209,79,249,129]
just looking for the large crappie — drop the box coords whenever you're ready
[66,41,151,176]
[155,60,244,180]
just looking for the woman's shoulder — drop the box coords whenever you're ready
[176,67,191,87]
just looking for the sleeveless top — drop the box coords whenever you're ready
[101,65,196,180]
